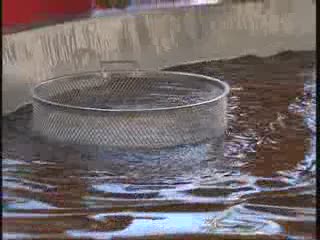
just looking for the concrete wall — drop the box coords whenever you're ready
[2,0,315,115]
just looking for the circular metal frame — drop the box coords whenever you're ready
[32,69,229,149]
[32,70,230,112]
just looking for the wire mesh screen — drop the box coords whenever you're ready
[32,68,229,149]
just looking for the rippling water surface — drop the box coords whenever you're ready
[2,51,315,239]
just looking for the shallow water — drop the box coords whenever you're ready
[2,51,316,240]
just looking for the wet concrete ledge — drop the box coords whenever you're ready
[2,0,315,115]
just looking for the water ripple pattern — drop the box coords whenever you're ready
[2,51,315,240]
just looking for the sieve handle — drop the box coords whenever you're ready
[100,60,140,73]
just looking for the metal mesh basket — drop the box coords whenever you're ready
[32,61,229,149]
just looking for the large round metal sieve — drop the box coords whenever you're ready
[32,61,229,149]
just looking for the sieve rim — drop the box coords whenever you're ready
[32,70,230,112]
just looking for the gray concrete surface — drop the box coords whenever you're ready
[2,0,315,115]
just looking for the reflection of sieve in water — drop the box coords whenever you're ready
[61,136,226,184]
[32,61,229,149]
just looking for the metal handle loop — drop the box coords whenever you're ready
[100,60,140,78]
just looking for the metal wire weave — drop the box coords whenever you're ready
[32,69,229,149]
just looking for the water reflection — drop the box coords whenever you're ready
[2,51,316,239]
